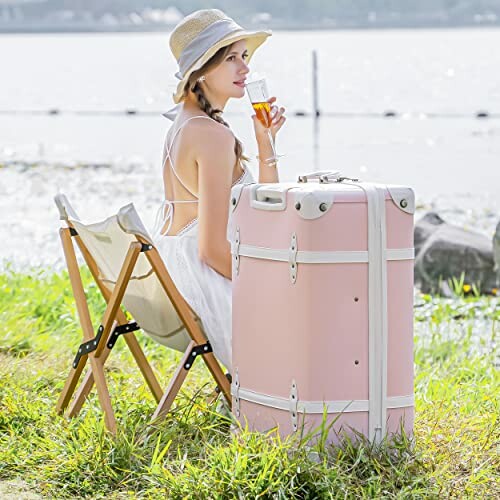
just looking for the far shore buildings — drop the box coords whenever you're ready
[0,3,185,30]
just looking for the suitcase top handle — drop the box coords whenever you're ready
[298,171,359,183]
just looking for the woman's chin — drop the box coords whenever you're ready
[232,85,246,97]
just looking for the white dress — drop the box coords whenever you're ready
[152,116,255,371]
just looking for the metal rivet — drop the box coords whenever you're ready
[292,264,295,268]
[204,346,208,351]
[108,343,112,348]
[354,297,359,302]
[192,352,196,356]
[185,364,190,369]
[231,197,236,206]
[293,413,296,417]
[319,202,328,212]
[93,341,97,345]
[295,202,301,210]
[292,395,295,399]
[400,199,408,208]
[355,360,359,365]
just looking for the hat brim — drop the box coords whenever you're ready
[172,29,272,104]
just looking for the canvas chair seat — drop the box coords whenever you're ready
[54,194,230,433]
[57,195,193,351]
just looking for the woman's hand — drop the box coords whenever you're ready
[252,96,286,145]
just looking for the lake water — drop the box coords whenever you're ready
[0,28,499,268]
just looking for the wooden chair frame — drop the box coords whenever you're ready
[56,222,231,434]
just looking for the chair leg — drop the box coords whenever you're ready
[58,232,143,433]
[150,341,195,423]
[56,355,88,414]
[89,356,117,433]
[200,353,232,407]
[58,227,115,431]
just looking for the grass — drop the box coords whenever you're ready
[0,266,498,498]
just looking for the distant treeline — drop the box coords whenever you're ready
[9,0,500,28]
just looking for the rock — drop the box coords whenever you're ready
[414,212,497,295]
[414,211,445,256]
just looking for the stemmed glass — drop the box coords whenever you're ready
[245,78,284,162]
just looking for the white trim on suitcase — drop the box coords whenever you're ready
[232,245,414,264]
[231,385,414,414]
[343,182,388,445]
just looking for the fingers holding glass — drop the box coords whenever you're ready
[245,80,284,160]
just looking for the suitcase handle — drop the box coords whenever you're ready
[297,171,359,183]
[250,185,287,211]
[298,171,340,183]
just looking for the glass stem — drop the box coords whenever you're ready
[267,129,277,158]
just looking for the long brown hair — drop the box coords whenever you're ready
[181,44,250,166]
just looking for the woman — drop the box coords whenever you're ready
[153,9,287,371]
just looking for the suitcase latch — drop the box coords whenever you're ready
[232,227,241,276]
[289,233,298,284]
[289,380,298,432]
[233,369,241,418]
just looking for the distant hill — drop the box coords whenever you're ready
[1,0,500,32]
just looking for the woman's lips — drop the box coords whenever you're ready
[234,81,245,88]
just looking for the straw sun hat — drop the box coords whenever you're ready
[169,9,272,105]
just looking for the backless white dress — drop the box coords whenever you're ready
[152,115,254,371]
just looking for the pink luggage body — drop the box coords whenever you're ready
[227,171,415,444]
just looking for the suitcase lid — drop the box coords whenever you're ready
[230,180,415,220]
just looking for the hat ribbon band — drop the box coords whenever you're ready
[176,18,243,80]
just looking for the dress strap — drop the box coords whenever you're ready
[155,115,214,238]
[162,115,215,199]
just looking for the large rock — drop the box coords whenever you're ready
[414,212,497,295]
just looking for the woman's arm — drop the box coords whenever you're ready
[196,121,237,280]
[257,135,279,184]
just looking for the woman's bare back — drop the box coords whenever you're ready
[161,113,245,236]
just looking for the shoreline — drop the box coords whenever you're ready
[1,23,500,35]
[1,158,498,272]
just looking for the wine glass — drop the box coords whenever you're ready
[245,78,284,162]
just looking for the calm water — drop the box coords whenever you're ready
[0,29,499,267]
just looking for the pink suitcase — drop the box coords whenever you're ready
[227,171,415,445]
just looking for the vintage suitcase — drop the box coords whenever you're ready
[227,171,415,444]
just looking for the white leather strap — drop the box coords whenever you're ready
[232,245,414,264]
[231,385,414,414]
[343,182,388,444]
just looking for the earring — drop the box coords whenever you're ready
[197,75,206,83]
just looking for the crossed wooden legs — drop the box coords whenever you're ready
[56,227,231,434]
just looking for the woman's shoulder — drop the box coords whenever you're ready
[180,113,232,134]
[179,113,235,152]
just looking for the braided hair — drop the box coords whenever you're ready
[181,44,250,165]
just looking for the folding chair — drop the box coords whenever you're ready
[54,194,231,434]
